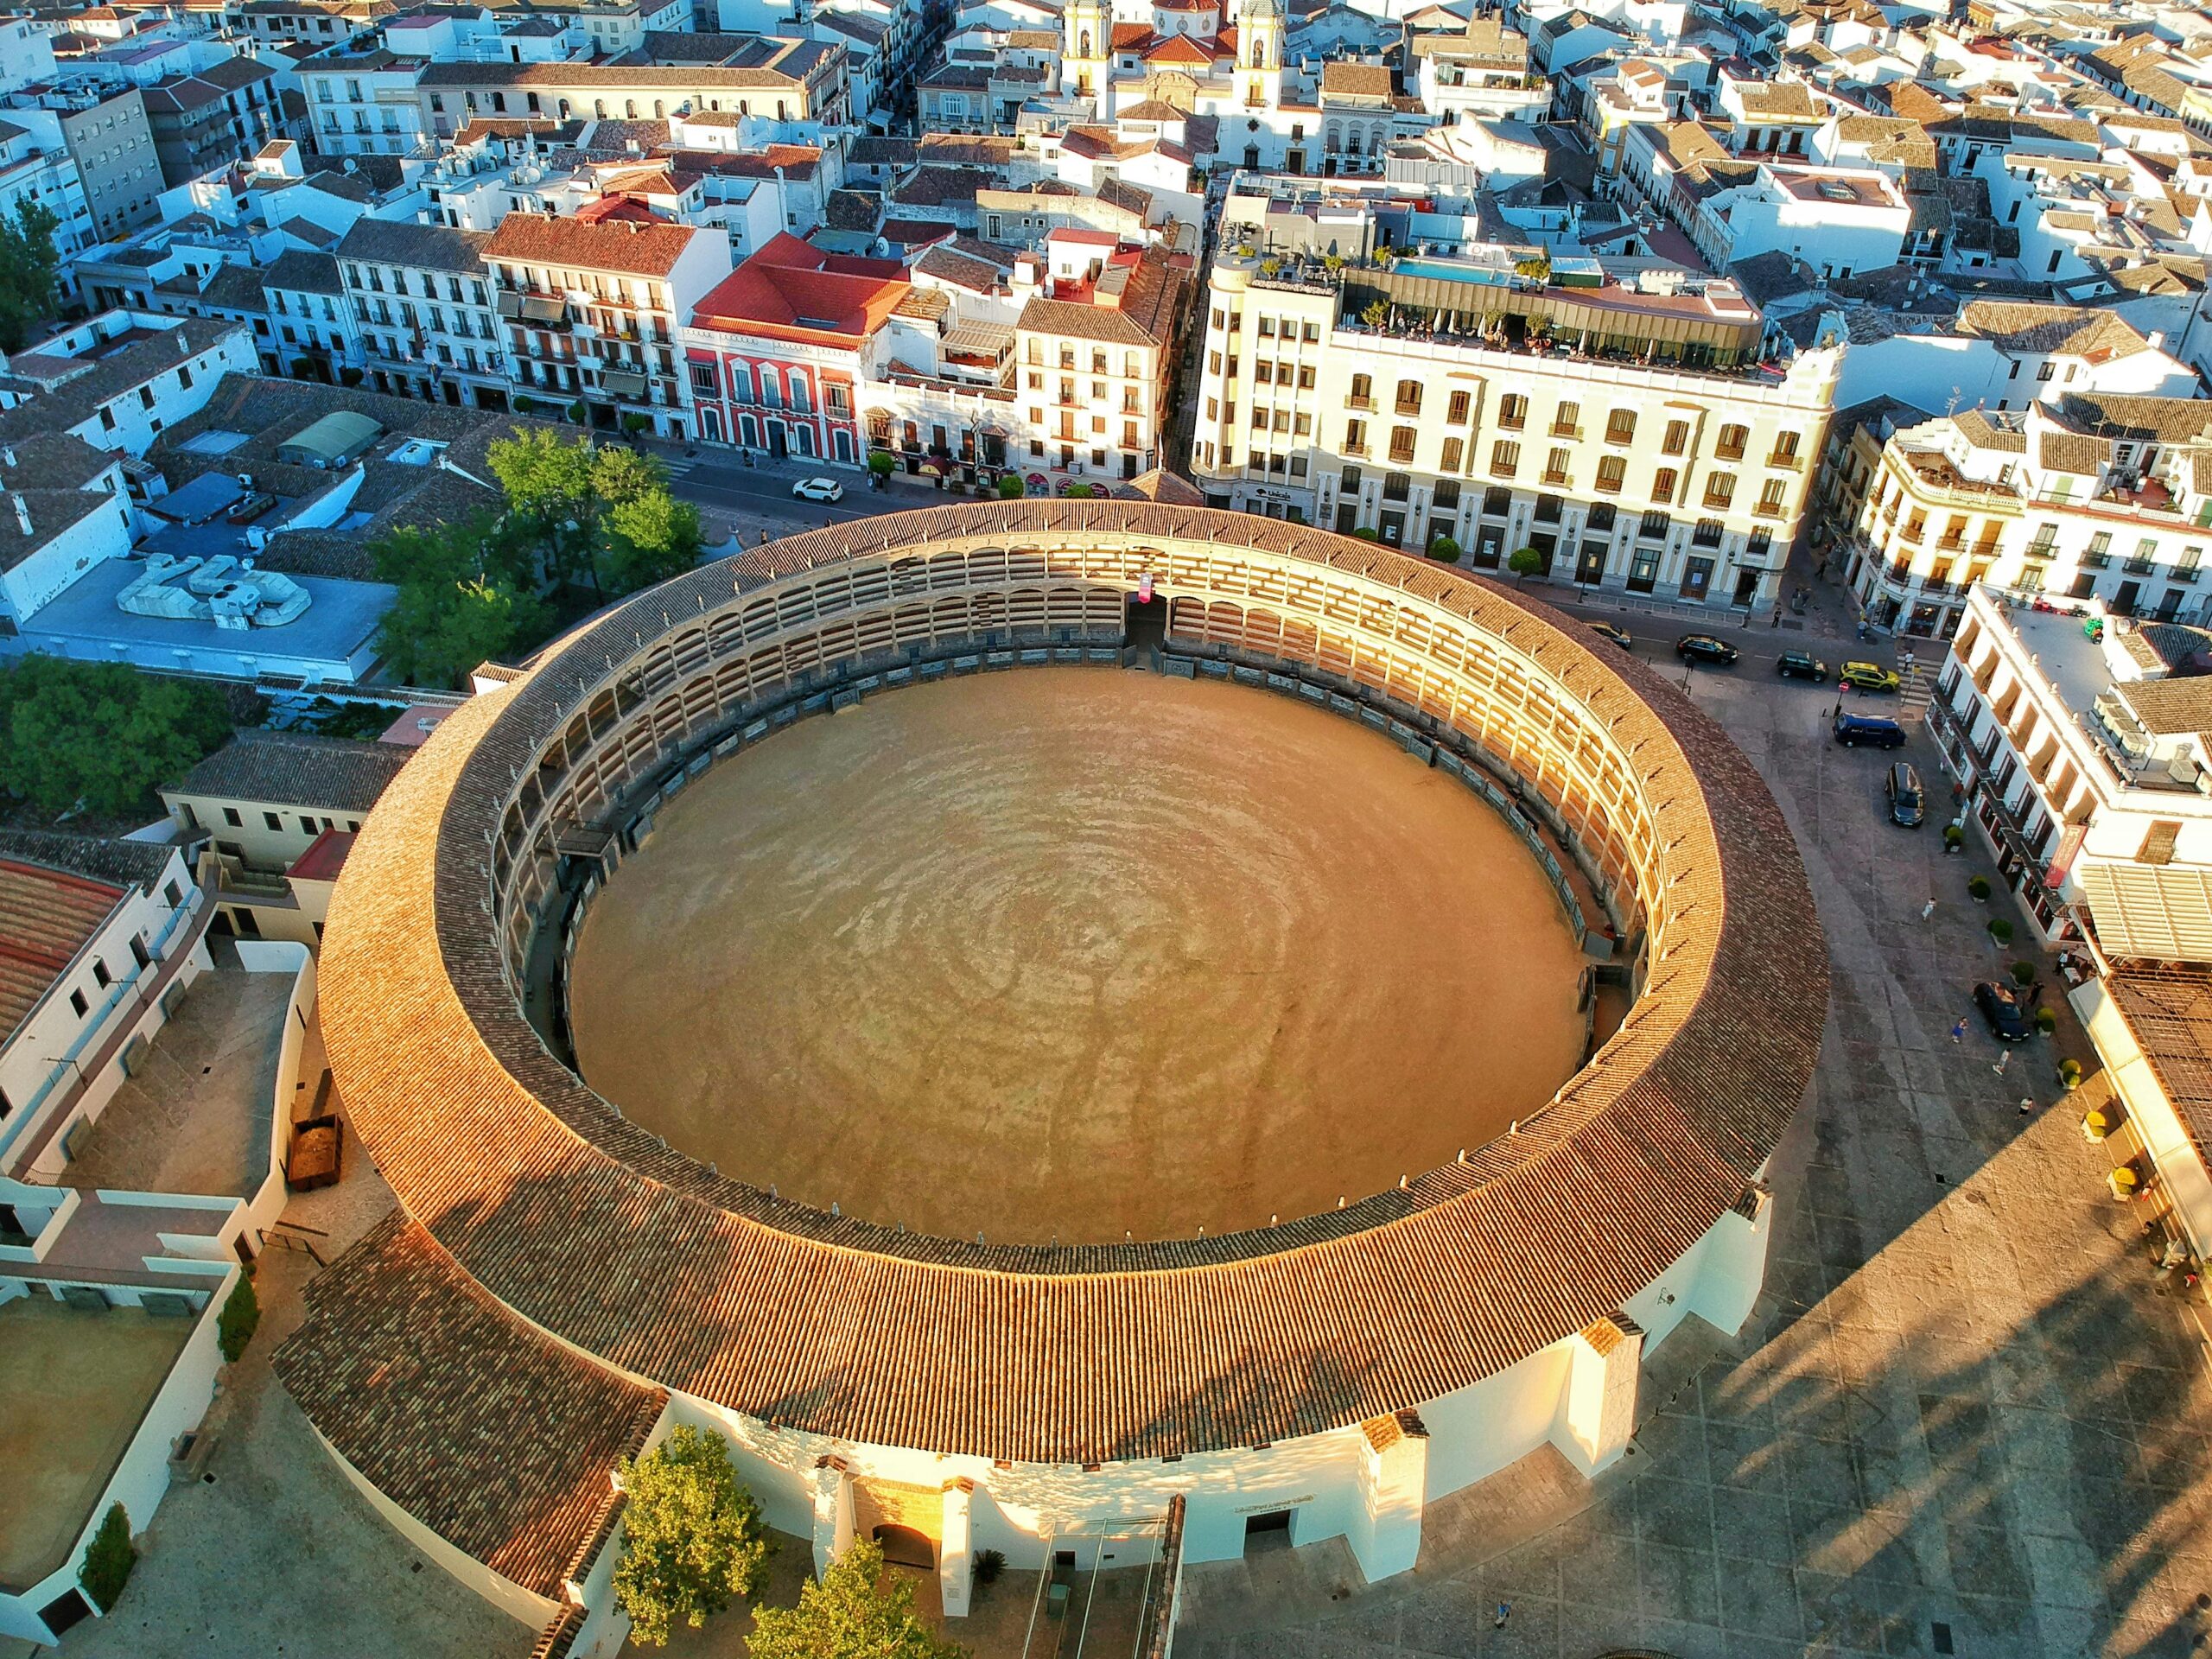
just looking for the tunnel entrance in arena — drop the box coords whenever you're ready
[874,1525,935,1569]
[1125,582,1167,658]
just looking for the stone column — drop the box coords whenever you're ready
[938,1479,974,1618]
[1559,1314,1643,1475]
[810,1456,855,1579]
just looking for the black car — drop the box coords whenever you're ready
[1886,761,1925,828]
[1834,712,1907,749]
[1974,981,2032,1043]
[1675,633,1739,667]
[1587,620,1634,651]
[1777,650,1827,683]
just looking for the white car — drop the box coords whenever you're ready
[791,476,844,502]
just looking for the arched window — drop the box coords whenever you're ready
[594,99,605,118]
[624,99,637,118]
[1080,28,1092,54]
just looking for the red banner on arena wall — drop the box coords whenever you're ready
[2047,823,2087,888]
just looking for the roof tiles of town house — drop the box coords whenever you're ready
[0,432,119,493]
[0,830,175,894]
[2056,393,2212,446]
[168,728,411,816]
[335,219,491,276]
[0,318,241,446]
[1950,410,2028,454]
[1017,247,1183,350]
[485,213,695,280]
[847,136,918,168]
[1732,79,1821,119]
[892,164,988,207]
[2036,428,2110,477]
[415,58,820,90]
[913,240,1013,293]
[2110,675,2212,738]
[1320,62,1395,99]
[1955,302,2151,359]
[689,232,910,348]
[264,249,345,296]
[0,855,125,1046]
[272,1213,666,1602]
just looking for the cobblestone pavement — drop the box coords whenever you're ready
[1175,589,2212,1659]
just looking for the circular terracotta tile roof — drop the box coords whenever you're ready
[319,502,1824,1462]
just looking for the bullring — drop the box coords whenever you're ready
[275,498,1824,1636]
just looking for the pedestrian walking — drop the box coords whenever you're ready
[1993,1050,2012,1076]
[1494,1602,1511,1630]
[1951,1017,1967,1044]
[2019,1097,2034,1117]
[1922,898,1936,921]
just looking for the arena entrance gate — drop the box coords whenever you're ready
[874,1524,935,1570]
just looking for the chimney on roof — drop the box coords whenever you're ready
[12,494,30,537]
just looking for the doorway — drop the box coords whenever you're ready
[873,1525,934,1569]
[1576,541,1606,586]
[1733,568,1761,607]
[768,424,789,460]
[2115,580,2141,616]
[1126,587,1168,657]
[1243,1510,1294,1554]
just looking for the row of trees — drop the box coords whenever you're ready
[615,1427,966,1656]
[372,431,705,688]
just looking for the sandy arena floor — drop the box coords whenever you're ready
[567,669,1586,1243]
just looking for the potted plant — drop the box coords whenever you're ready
[973,1548,1006,1587]
[2011,961,2037,987]
[1259,254,1283,278]
[1428,534,1460,563]
[2060,1056,2084,1090]
[998,474,1024,499]
[2036,1007,2057,1036]
[1361,300,1389,329]
[1351,525,1381,541]
[1508,546,1544,582]
[1944,824,1963,855]
[1988,917,2013,945]
[1968,874,1991,902]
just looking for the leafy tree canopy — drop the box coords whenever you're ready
[0,656,231,817]
[370,514,549,690]
[614,1426,769,1649]
[485,430,691,601]
[0,200,62,353]
[747,1541,969,1659]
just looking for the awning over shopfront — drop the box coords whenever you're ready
[2077,862,2212,963]
[599,370,648,400]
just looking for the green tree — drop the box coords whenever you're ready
[0,200,61,353]
[605,488,704,594]
[217,1273,259,1363]
[614,1427,769,1648]
[868,449,897,480]
[0,657,230,817]
[371,515,549,690]
[79,1503,134,1613]
[1427,535,1459,563]
[996,474,1023,499]
[486,428,600,592]
[747,1541,967,1659]
[1508,546,1545,580]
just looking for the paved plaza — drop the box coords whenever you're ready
[1173,588,2212,1658]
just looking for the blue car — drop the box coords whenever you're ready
[1834,712,1906,749]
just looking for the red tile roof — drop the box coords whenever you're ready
[312,502,1826,1467]
[485,212,696,279]
[273,1214,664,1599]
[0,856,124,1045]
[689,231,910,349]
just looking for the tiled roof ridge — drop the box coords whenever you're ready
[316,504,1823,1460]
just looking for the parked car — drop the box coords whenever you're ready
[1840,660,1902,693]
[1974,981,2032,1043]
[1587,620,1633,651]
[1834,712,1907,749]
[791,476,844,502]
[1675,633,1739,667]
[1885,761,1925,827]
[1777,650,1827,683]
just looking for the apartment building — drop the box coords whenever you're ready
[1842,395,2212,640]
[50,89,162,239]
[485,211,731,437]
[140,55,286,187]
[1010,235,1183,481]
[300,41,427,157]
[336,218,504,409]
[413,41,848,142]
[1190,248,1839,611]
[264,247,361,380]
[1930,584,2212,950]
[680,232,911,464]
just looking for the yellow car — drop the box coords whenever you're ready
[1840,661,1901,693]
